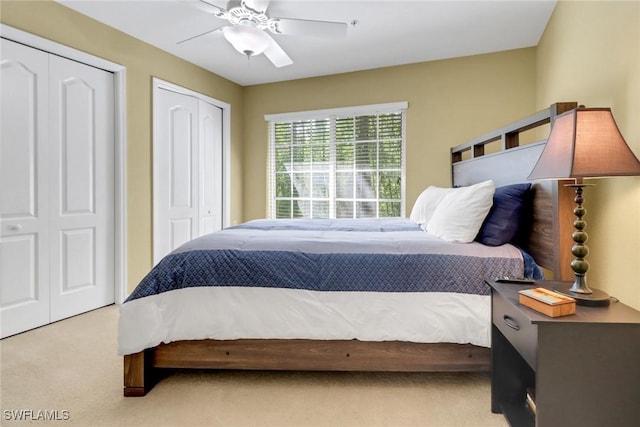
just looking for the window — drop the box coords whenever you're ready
[266,102,407,219]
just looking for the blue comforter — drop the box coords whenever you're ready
[127,218,541,302]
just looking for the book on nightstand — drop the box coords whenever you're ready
[518,287,576,317]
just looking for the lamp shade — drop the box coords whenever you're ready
[223,24,271,56]
[528,107,640,180]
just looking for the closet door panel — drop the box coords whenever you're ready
[169,106,194,209]
[154,89,199,263]
[60,77,96,214]
[199,100,223,235]
[0,39,51,338]
[48,54,115,322]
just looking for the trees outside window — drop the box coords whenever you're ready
[267,103,406,219]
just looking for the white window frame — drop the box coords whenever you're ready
[265,102,408,219]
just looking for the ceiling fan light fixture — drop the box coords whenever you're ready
[187,0,345,68]
[223,25,271,57]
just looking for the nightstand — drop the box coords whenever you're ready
[487,279,640,427]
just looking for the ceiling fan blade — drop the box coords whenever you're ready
[270,18,347,38]
[263,34,293,68]
[177,26,225,45]
[242,0,270,14]
[196,0,229,17]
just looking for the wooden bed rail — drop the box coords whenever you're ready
[124,340,490,396]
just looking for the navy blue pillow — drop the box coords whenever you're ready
[476,183,531,246]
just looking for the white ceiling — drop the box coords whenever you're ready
[56,0,557,86]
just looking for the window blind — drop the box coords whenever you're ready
[267,103,406,219]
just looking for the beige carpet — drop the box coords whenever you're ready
[1,305,507,427]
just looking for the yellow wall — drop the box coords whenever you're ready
[537,0,640,309]
[1,0,244,291]
[242,48,537,220]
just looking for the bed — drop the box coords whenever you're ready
[122,102,577,396]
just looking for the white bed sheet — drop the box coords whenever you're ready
[118,286,490,355]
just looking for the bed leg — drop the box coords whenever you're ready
[124,349,157,396]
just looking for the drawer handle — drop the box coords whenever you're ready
[503,315,520,331]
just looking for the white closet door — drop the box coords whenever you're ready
[1,38,116,338]
[199,100,223,235]
[0,39,51,337]
[154,89,200,264]
[48,55,115,321]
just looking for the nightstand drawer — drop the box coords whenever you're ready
[492,290,537,369]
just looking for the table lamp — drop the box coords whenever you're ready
[528,106,640,306]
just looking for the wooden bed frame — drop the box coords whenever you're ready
[124,102,577,396]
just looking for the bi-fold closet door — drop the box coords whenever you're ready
[0,39,115,338]
[153,86,223,264]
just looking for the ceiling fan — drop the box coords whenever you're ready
[179,0,348,68]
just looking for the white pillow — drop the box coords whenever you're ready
[425,180,495,243]
[409,186,453,225]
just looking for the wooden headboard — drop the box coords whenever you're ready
[450,103,577,280]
